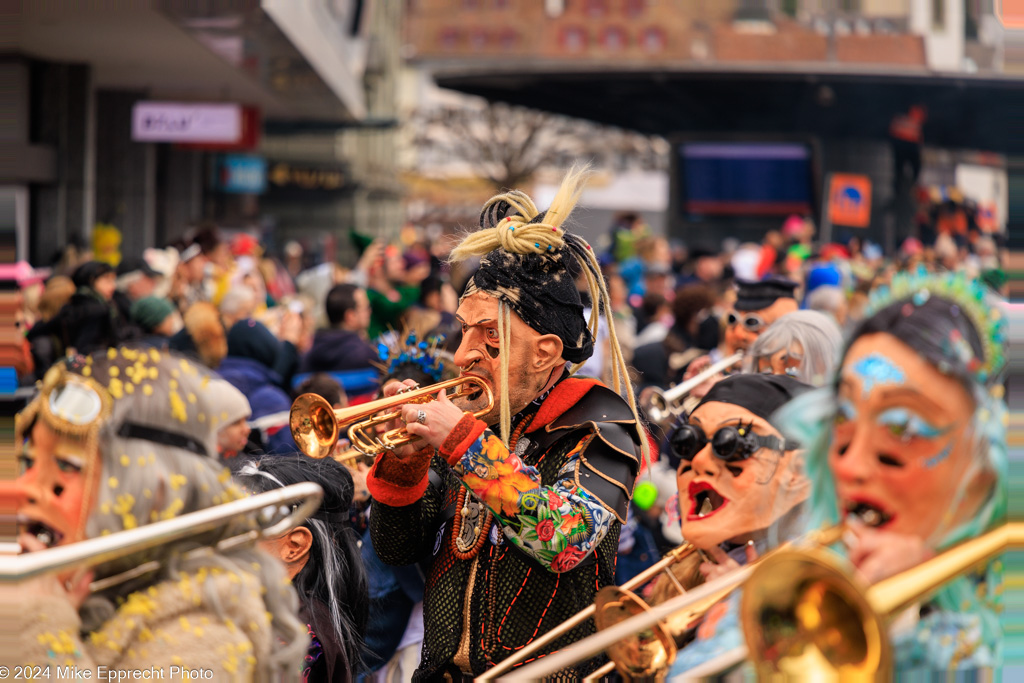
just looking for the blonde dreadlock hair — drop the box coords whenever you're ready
[450,165,650,465]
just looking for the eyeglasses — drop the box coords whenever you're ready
[727,312,767,333]
[670,422,798,462]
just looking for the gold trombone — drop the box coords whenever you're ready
[504,523,845,681]
[1,483,324,593]
[477,542,698,680]
[289,376,494,460]
[741,521,1024,679]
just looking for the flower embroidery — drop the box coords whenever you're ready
[551,545,587,572]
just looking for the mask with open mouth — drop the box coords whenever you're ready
[16,364,110,554]
[675,395,810,551]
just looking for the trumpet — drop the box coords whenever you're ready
[640,352,743,428]
[742,521,1024,679]
[506,523,845,681]
[477,542,698,680]
[1,483,323,593]
[290,376,494,459]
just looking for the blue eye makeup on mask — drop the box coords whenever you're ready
[876,408,949,441]
[835,399,858,425]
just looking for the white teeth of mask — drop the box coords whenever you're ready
[37,529,53,546]
[861,509,880,526]
[699,497,713,516]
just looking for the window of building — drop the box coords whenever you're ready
[932,0,945,30]
[469,29,489,49]
[602,26,628,51]
[439,27,462,50]
[640,26,665,53]
[498,28,520,50]
[585,0,608,18]
[623,0,645,18]
[560,25,589,52]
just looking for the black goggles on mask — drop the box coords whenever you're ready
[727,312,767,333]
[670,422,798,462]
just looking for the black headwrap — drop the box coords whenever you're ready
[464,203,596,364]
[694,374,811,424]
[735,277,798,312]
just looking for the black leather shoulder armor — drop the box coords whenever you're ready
[544,384,643,524]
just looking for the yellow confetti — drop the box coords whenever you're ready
[148,367,158,380]
[188,392,197,404]
[169,474,187,491]
[107,348,117,360]
[143,488,152,498]
[109,366,119,377]
[169,390,188,423]
[149,348,161,362]
[169,379,178,390]
[120,455,130,467]
[198,413,206,423]
[108,477,118,489]
[143,384,153,396]
[138,457,147,466]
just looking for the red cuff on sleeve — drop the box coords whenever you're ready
[439,413,488,465]
[365,447,433,507]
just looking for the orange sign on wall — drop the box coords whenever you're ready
[997,0,1024,29]
[828,174,872,228]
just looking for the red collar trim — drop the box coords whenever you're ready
[528,377,604,433]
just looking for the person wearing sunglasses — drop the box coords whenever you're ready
[647,373,811,676]
[727,277,799,351]
[681,278,799,402]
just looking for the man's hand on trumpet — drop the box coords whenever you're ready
[398,384,465,452]
[377,379,466,455]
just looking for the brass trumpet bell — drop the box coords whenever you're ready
[289,376,494,459]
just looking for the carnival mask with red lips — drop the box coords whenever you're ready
[829,333,990,543]
[672,374,811,550]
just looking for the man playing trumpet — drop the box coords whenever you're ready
[365,168,648,681]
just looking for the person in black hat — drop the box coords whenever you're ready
[729,277,799,352]
[679,276,800,403]
[364,167,647,680]
[652,373,812,676]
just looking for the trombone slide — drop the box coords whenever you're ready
[502,565,755,680]
[477,543,696,680]
[0,483,324,584]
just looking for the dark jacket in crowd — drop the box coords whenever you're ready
[218,319,297,454]
[300,329,378,374]
[217,356,295,454]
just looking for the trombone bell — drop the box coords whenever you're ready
[594,587,676,679]
[740,550,887,680]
